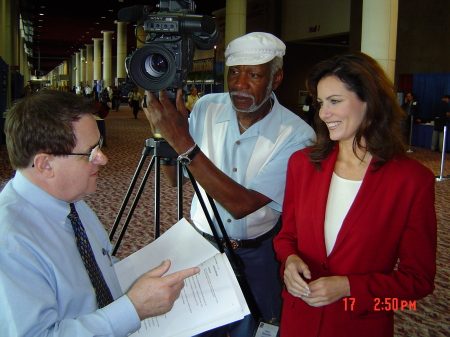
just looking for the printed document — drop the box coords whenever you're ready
[115,218,250,337]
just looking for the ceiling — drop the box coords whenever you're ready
[19,0,226,75]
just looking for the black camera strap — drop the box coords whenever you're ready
[185,168,263,323]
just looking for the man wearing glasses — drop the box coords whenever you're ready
[0,90,199,336]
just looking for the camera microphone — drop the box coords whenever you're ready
[118,5,145,22]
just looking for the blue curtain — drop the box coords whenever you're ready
[413,73,450,120]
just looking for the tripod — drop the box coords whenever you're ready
[108,138,180,255]
[108,137,263,322]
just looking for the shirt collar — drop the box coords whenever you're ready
[12,171,72,227]
[216,92,282,143]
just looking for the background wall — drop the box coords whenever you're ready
[281,0,351,42]
[221,0,450,119]
[396,0,450,75]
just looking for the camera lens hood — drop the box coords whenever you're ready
[127,44,177,92]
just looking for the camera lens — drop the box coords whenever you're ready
[145,54,168,78]
[127,44,177,92]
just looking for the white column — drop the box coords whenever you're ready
[71,54,76,89]
[92,37,103,83]
[224,0,246,91]
[80,48,86,85]
[101,30,114,87]
[85,43,93,85]
[225,0,247,47]
[19,34,28,84]
[58,63,63,89]
[361,0,398,81]
[116,21,127,80]
[61,60,69,90]
[1,0,13,106]
[75,51,80,88]
[0,0,7,60]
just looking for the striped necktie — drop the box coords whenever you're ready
[68,203,114,308]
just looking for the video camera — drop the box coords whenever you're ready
[119,0,219,95]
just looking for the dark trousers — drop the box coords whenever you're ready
[113,98,121,111]
[195,237,283,337]
[132,100,139,118]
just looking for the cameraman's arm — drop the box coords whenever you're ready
[143,90,271,220]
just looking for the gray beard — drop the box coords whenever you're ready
[230,78,273,113]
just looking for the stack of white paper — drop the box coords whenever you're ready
[115,218,250,337]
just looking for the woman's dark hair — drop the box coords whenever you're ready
[5,90,99,169]
[305,51,407,170]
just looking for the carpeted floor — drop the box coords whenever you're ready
[1,105,448,336]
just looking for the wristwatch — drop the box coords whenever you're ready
[177,144,200,165]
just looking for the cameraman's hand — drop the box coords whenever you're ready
[127,260,200,320]
[143,89,195,154]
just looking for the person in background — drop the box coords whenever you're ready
[84,84,92,99]
[100,87,110,105]
[0,90,199,337]
[129,87,143,119]
[431,94,450,152]
[185,86,200,115]
[107,86,113,102]
[274,51,436,337]
[401,91,420,142]
[112,86,123,112]
[19,85,34,98]
[143,32,315,336]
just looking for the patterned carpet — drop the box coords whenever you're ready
[1,105,448,336]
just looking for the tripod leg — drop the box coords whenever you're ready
[154,157,161,238]
[112,156,156,256]
[109,151,149,241]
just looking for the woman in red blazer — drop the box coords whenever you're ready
[273,52,437,337]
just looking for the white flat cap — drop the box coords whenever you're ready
[225,32,286,66]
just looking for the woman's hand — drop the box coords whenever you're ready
[301,276,350,307]
[284,254,312,298]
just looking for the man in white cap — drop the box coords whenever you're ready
[144,32,315,336]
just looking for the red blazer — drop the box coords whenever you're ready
[274,146,437,337]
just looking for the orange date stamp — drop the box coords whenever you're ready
[343,297,417,311]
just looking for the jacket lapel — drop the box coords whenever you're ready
[312,146,339,260]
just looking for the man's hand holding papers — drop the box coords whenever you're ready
[127,260,200,320]
[115,218,250,337]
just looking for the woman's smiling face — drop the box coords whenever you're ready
[317,76,367,145]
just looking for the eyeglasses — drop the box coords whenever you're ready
[51,136,104,162]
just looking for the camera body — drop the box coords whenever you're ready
[121,0,219,93]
